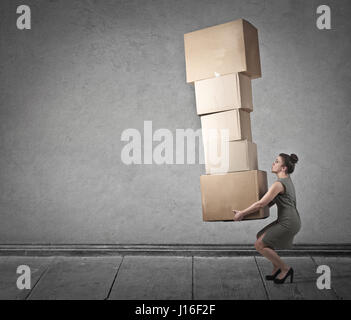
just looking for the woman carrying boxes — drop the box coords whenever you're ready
[233,153,301,284]
[184,18,301,284]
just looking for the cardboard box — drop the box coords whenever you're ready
[201,109,252,143]
[203,139,258,174]
[184,19,261,83]
[200,170,269,221]
[195,73,253,114]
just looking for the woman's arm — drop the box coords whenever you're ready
[233,181,284,221]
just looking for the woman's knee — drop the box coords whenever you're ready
[254,239,265,251]
[256,231,263,240]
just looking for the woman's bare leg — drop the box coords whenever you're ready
[259,247,289,271]
[255,233,289,275]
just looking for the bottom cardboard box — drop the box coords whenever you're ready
[200,170,269,221]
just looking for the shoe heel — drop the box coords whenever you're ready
[290,270,294,283]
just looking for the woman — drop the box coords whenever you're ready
[232,153,301,284]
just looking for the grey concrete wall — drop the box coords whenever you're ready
[0,0,350,244]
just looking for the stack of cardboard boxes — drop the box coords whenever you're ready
[184,19,269,221]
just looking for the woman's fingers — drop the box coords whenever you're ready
[233,210,242,221]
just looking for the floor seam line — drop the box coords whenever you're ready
[105,255,124,300]
[192,256,194,300]
[254,256,270,300]
[25,256,56,300]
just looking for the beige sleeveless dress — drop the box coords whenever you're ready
[256,176,301,249]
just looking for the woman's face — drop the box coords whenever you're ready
[271,156,287,174]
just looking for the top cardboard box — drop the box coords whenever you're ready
[184,19,261,83]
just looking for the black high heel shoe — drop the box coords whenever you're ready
[273,267,294,284]
[265,269,281,280]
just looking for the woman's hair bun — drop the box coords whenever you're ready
[290,153,298,164]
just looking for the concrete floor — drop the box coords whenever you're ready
[0,255,350,300]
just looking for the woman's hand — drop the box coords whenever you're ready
[232,210,244,221]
